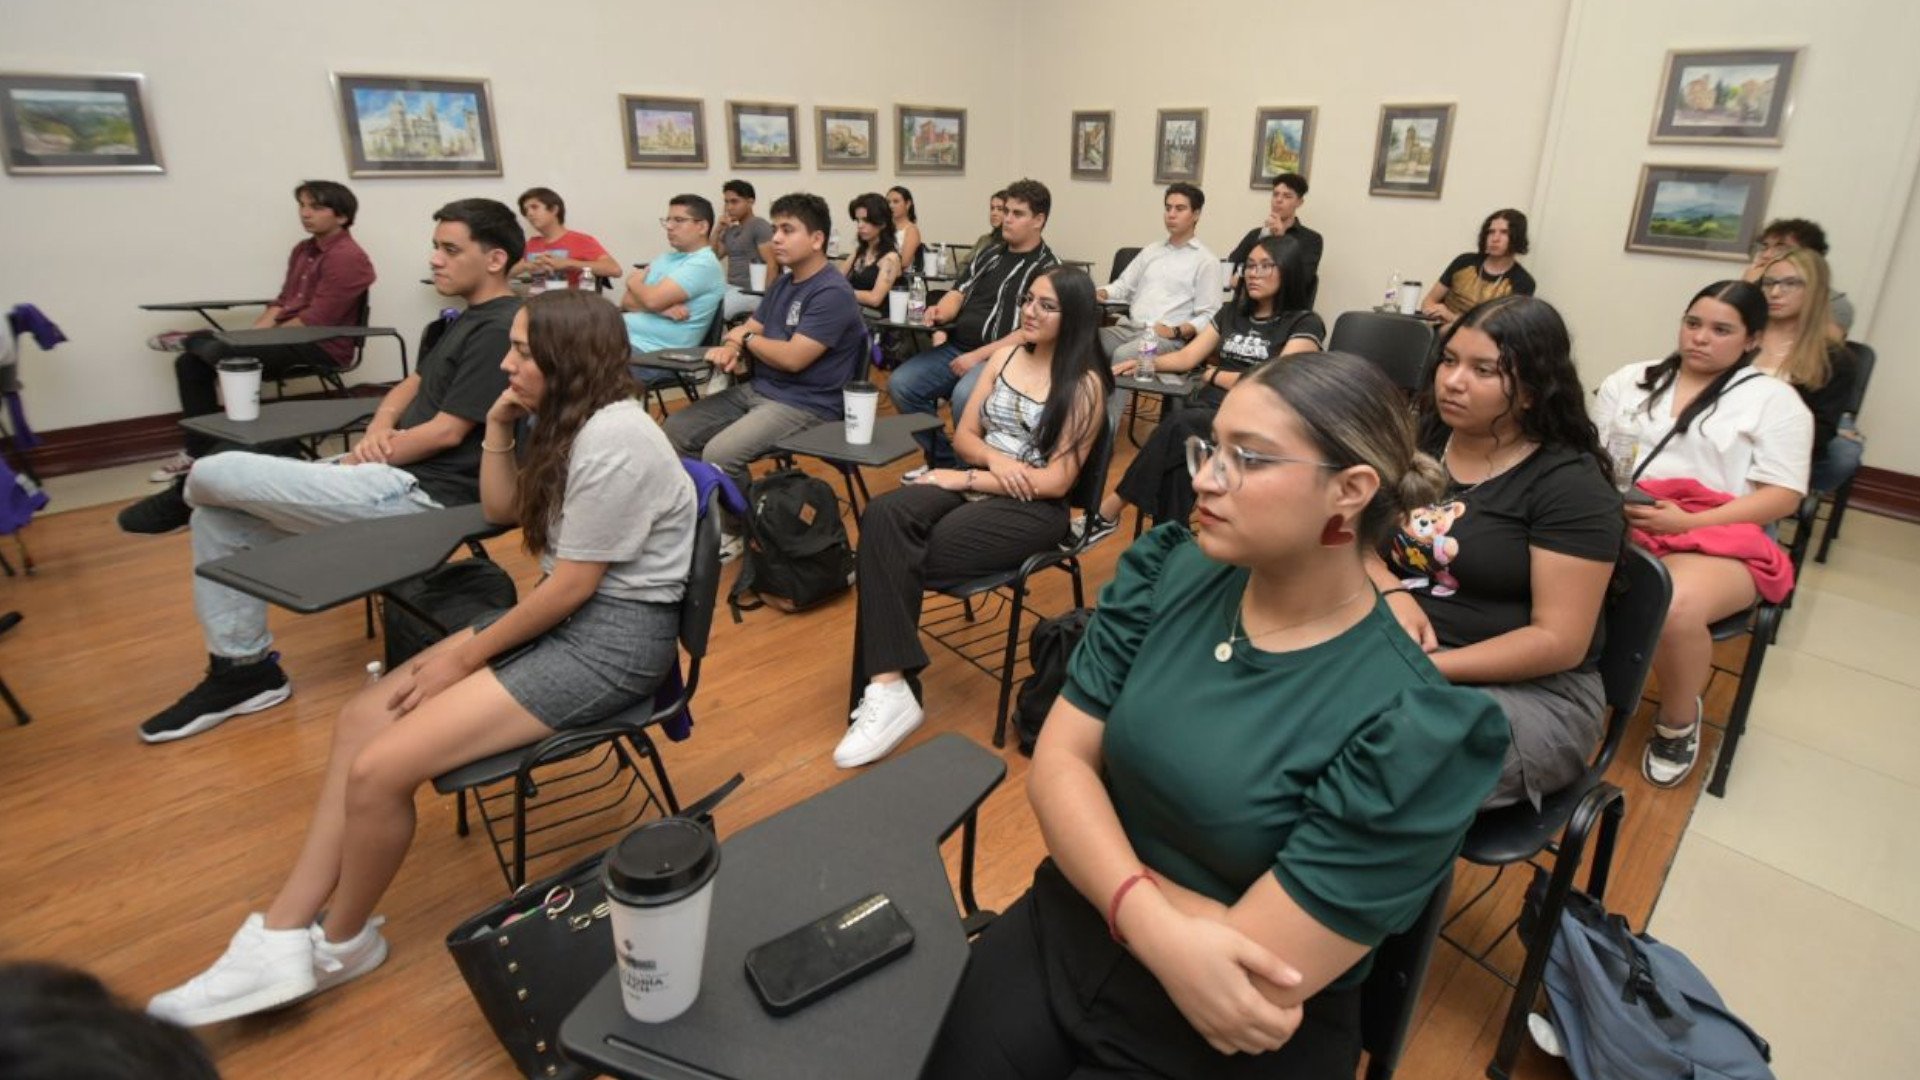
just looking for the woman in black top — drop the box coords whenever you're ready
[1088,233,1324,535]
[1366,296,1623,808]
[1421,209,1537,328]
[839,192,902,310]
[1754,247,1859,490]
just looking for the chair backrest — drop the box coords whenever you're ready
[1068,409,1117,520]
[1327,311,1436,394]
[700,302,730,348]
[1360,866,1453,1080]
[1593,545,1672,771]
[1843,340,1876,415]
[1109,246,1142,283]
[680,485,725,661]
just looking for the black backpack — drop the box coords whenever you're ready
[381,558,518,669]
[728,468,854,620]
[1012,607,1094,755]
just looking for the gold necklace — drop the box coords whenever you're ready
[1216,586,1369,663]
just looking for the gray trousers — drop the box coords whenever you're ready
[662,381,824,502]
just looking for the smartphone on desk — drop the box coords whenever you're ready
[745,893,914,1016]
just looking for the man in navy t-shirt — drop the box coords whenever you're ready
[664,192,866,534]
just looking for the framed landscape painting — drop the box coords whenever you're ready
[622,95,706,168]
[897,104,965,174]
[1249,106,1315,188]
[1154,108,1206,184]
[1370,103,1454,198]
[1651,47,1801,145]
[1626,164,1774,260]
[332,74,499,178]
[1071,110,1112,181]
[816,106,876,170]
[728,101,799,169]
[0,71,163,175]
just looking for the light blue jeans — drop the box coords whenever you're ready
[889,344,987,467]
[184,452,441,659]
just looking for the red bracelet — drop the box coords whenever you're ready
[1106,870,1155,945]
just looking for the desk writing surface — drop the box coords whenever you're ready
[139,299,274,312]
[631,348,713,374]
[774,413,942,468]
[213,325,397,349]
[194,504,499,614]
[1115,372,1195,396]
[177,398,377,447]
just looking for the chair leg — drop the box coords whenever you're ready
[364,596,376,640]
[454,789,469,837]
[992,583,1028,748]
[1708,607,1777,798]
[1816,480,1852,564]
[0,673,29,725]
[636,733,681,815]
[1069,562,1085,611]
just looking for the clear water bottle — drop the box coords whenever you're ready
[1136,337,1158,379]
[906,271,928,324]
[1384,269,1402,309]
[365,661,383,684]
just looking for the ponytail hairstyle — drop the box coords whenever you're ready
[1241,351,1446,547]
[1635,280,1768,437]
[1761,247,1836,390]
[1026,266,1112,462]
[512,291,638,556]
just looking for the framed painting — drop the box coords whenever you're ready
[621,95,706,168]
[727,100,799,170]
[816,106,876,170]
[1651,48,1801,145]
[0,71,163,175]
[332,73,500,178]
[1154,108,1206,185]
[1070,110,1112,181]
[1370,103,1454,198]
[1626,164,1774,260]
[896,104,965,175]
[1248,106,1315,188]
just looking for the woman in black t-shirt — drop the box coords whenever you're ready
[1367,296,1624,809]
[1421,209,1537,327]
[1085,233,1325,534]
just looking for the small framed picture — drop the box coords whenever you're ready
[331,73,500,178]
[1650,47,1801,145]
[1370,103,1455,198]
[0,71,163,175]
[620,95,706,169]
[1249,106,1316,189]
[1070,110,1113,181]
[897,104,965,174]
[1626,164,1775,261]
[727,100,799,170]
[1154,108,1206,185]
[816,106,876,170]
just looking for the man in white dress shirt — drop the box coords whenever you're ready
[1095,183,1223,367]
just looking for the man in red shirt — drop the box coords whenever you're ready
[155,180,377,477]
[512,186,619,291]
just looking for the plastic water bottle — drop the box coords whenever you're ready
[1136,337,1158,380]
[1384,270,1402,309]
[906,271,928,324]
[365,661,383,684]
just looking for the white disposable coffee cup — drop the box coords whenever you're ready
[888,289,908,323]
[603,817,721,1023]
[1397,281,1422,315]
[844,380,880,445]
[748,262,768,291]
[216,357,263,422]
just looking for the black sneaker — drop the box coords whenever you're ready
[140,653,291,744]
[1063,514,1118,551]
[1641,699,1702,788]
[118,481,192,535]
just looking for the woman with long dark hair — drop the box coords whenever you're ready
[148,291,697,1026]
[1367,296,1624,809]
[887,185,925,273]
[840,191,902,309]
[1592,280,1811,787]
[836,266,1111,768]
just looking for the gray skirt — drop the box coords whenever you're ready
[472,593,680,731]
[1472,668,1607,812]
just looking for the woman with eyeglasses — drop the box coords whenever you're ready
[834,266,1111,769]
[1079,233,1323,543]
[925,352,1505,1078]
[1753,248,1860,491]
[1365,297,1623,811]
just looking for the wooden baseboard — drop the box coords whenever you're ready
[1850,466,1920,523]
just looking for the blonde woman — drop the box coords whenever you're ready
[1755,247,1860,490]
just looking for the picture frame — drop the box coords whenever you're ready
[1070,110,1113,181]
[1370,103,1454,198]
[1626,164,1775,261]
[727,100,799,170]
[331,73,500,178]
[896,104,966,175]
[1154,108,1206,185]
[1650,47,1801,145]
[1248,106,1316,189]
[620,94,707,169]
[816,106,876,170]
[0,71,163,175]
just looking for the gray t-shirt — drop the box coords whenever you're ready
[719,215,773,287]
[543,399,695,603]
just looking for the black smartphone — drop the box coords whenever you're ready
[744,893,914,1016]
[1624,487,1657,506]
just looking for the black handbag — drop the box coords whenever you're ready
[446,774,743,1080]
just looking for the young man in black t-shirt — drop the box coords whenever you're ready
[132,199,523,744]
[1226,172,1324,295]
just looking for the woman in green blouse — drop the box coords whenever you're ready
[927,352,1507,1078]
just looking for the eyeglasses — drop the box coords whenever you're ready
[1184,436,1335,492]
[1759,276,1807,294]
[1242,261,1279,276]
[659,216,697,227]
[1017,293,1061,314]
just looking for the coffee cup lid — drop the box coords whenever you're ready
[216,358,263,373]
[844,380,878,394]
[605,817,720,904]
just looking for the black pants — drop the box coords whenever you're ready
[852,485,1069,687]
[1114,388,1221,527]
[174,332,333,457]
[923,860,1362,1080]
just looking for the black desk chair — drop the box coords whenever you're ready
[1814,340,1876,564]
[1328,312,1436,394]
[640,305,728,420]
[0,611,27,725]
[1442,545,1672,1080]
[432,487,724,890]
[271,291,377,398]
[1360,867,1453,1080]
[1108,245,1141,283]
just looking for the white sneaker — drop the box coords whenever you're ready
[311,915,389,993]
[147,914,315,1027]
[834,682,924,768]
[149,451,194,483]
[719,530,745,563]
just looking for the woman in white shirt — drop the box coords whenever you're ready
[1591,280,1810,787]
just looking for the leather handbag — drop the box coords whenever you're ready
[446,774,742,1080]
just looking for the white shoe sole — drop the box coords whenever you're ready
[833,711,924,769]
[140,683,292,744]
[149,970,317,1027]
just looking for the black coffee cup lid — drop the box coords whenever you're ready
[216,358,263,372]
[605,817,720,903]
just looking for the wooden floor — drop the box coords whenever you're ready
[0,399,1748,1079]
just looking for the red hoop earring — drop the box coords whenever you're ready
[1320,515,1355,546]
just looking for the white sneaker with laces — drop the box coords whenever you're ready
[147,914,315,1027]
[719,530,745,563]
[834,682,924,768]
[311,915,389,993]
